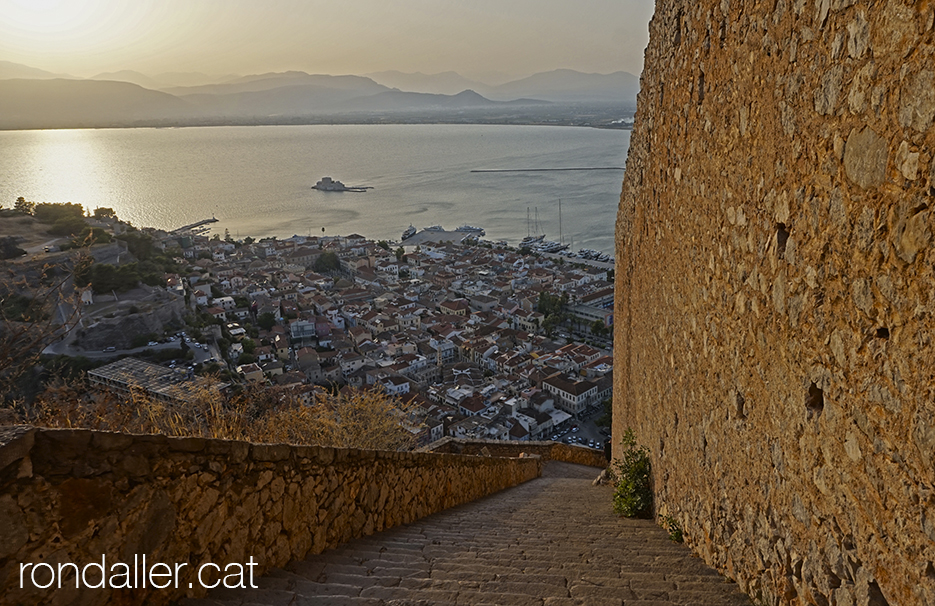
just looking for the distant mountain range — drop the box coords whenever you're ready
[485,69,640,103]
[0,79,191,130]
[0,60,67,80]
[365,71,488,96]
[0,62,638,130]
[367,69,640,104]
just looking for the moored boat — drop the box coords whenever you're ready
[456,225,486,236]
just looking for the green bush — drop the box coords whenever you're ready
[660,515,684,542]
[48,216,88,236]
[611,428,653,518]
[33,202,84,224]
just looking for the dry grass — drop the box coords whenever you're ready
[25,379,420,451]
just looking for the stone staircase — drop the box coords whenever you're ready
[185,461,752,606]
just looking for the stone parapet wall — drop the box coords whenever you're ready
[424,437,608,468]
[615,1,934,605]
[0,426,540,606]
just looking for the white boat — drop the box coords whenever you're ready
[536,241,569,253]
[425,225,444,231]
[456,225,486,236]
[401,225,417,240]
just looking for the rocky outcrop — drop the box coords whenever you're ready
[76,290,186,351]
[614,1,934,605]
[0,426,540,606]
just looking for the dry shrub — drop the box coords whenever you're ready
[27,379,419,451]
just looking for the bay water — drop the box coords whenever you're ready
[0,124,629,253]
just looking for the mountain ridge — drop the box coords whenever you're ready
[0,62,637,129]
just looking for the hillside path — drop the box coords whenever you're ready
[186,461,752,606]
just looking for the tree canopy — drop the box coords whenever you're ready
[591,319,608,336]
[537,291,569,337]
[314,251,340,273]
[28,202,87,236]
[13,197,35,215]
[257,312,277,330]
[117,230,156,260]
[34,202,84,224]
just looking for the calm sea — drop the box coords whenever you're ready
[0,124,629,253]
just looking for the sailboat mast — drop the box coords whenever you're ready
[559,199,563,244]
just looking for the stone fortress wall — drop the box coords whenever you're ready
[614,1,934,605]
[0,427,547,606]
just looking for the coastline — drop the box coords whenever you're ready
[1,124,626,255]
[0,113,635,133]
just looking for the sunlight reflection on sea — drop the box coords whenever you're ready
[0,124,629,253]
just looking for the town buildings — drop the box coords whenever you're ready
[98,228,614,447]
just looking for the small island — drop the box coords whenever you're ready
[311,176,372,192]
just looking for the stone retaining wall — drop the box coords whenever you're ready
[615,1,935,605]
[0,426,540,606]
[424,437,609,468]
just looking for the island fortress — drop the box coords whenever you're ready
[614,0,935,605]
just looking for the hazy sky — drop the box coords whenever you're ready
[0,0,654,81]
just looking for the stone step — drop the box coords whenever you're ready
[189,461,751,606]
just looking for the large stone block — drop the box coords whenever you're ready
[0,494,28,559]
[0,425,35,474]
[898,69,935,133]
[843,127,889,189]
